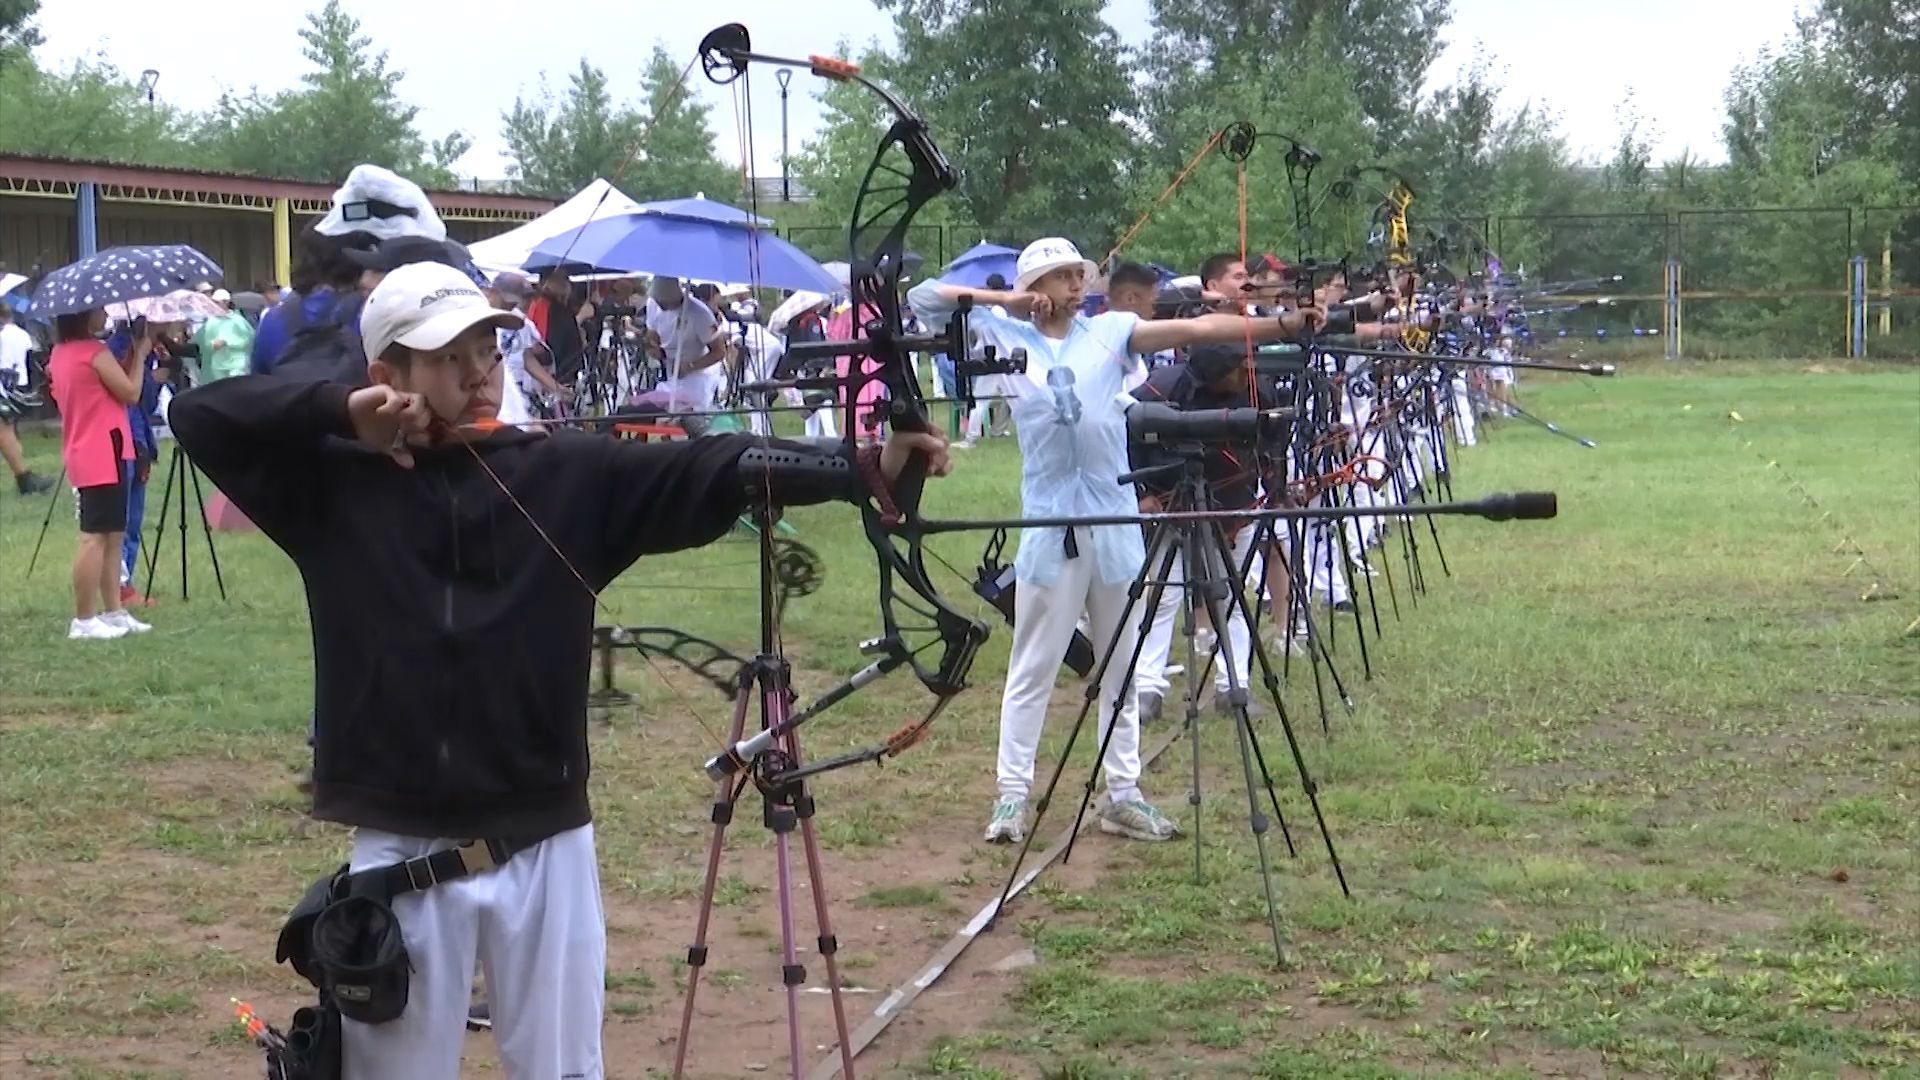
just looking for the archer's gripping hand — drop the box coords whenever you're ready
[879,430,954,485]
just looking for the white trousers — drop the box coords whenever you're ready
[1000,553,1143,803]
[342,824,606,1080]
[1450,376,1478,447]
[1135,523,1256,700]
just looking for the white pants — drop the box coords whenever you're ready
[1135,524,1256,700]
[1450,376,1477,447]
[342,824,606,1080]
[801,394,838,440]
[999,553,1143,803]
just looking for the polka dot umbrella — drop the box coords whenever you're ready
[30,245,222,317]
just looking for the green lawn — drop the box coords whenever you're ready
[0,362,1915,1079]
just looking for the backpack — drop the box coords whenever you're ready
[272,292,369,388]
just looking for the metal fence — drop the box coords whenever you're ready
[1490,206,1920,359]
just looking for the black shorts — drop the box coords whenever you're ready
[77,479,128,534]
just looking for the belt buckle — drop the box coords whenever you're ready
[454,839,497,876]
[405,857,435,891]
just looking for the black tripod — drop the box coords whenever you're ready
[143,440,227,602]
[989,447,1348,968]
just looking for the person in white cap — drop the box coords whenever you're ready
[908,237,1328,846]
[314,164,448,243]
[168,259,953,1080]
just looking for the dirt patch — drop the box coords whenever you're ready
[0,729,1054,1079]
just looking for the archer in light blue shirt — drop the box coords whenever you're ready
[908,268,1321,588]
[910,239,1327,849]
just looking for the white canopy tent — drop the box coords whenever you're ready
[466,178,649,275]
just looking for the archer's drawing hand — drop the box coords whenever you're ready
[348,385,435,468]
[880,429,953,484]
[1000,291,1054,320]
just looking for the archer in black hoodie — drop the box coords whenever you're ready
[168,259,949,1078]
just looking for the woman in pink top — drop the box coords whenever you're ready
[47,308,152,641]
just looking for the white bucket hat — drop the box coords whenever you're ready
[1014,237,1097,292]
[316,164,448,243]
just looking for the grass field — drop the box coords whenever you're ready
[1,362,1916,1079]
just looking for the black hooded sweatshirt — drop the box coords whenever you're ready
[170,374,845,840]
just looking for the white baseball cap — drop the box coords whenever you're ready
[361,262,522,364]
[211,288,232,302]
[1014,237,1097,292]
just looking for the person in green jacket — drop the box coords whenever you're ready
[194,290,255,383]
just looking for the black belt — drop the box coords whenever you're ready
[347,837,525,901]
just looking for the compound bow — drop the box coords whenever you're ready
[694,24,1024,783]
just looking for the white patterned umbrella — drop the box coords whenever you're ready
[106,289,224,323]
[31,245,222,317]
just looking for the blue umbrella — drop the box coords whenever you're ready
[31,245,222,317]
[528,213,839,293]
[940,241,1019,288]
[633,196,771,227]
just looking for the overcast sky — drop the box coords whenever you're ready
[35,0,1811,182]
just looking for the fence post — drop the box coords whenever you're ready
[1663,259,1682,360]
[1882,232,1894,338]
[1849,254,1867,359]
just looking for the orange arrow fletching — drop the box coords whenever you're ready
[809,55,860,80]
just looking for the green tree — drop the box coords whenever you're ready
[1808,0,1918,180]
[1142,0,1451,158]
[1601,94,1656,201]
[878,0,1137,251]
[1122,16,1373,273]
[785,41,980,265]
[1389,58,1585,276]
[623,45,737,202]
[0,0,39,72]
[1720,30,1907,204]
[0,56,201,165]
[191,1,470,186]
[501,61,643,196]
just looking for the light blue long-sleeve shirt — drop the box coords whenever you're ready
[908,279,1146,588]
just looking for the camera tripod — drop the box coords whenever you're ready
[988,446,1348,968]
[669,508,856,1080]
[143,438,227,602]
[20,439,226,605]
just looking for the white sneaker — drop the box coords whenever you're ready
[100,609,152,634]
[984,796,1028,844]
[69,616,129,641]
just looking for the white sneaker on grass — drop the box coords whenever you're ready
[1099,797,1178,841]
[984,796,1028,844]
[100,609,151,634]
[68,616,128,641]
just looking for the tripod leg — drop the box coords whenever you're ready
[672,686,756,1080]
[143,452,177,602]
[1234,606,1351,899]
[1328,487,1374,682]
[185,455,228,601]
[1059,532,1179,865]
[783,739,856,1079]
[175,450,189,601]
[770,796,807,1080]
[24,465,65,580]
[1192,528,1289,967]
